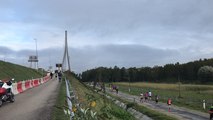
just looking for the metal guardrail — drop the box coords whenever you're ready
[65,77,74,120]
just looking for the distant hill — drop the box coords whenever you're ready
[0,60,44,82]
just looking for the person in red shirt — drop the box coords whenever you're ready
[167,98,172,112]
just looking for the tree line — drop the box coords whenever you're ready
[80,58,213,84]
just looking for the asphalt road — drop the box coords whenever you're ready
[106,88,209,120]
[0,78,59,120]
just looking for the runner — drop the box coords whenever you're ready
[115,86,119,94]
[140,92,144,103]
[155,95,159,104]
[109,84,112,91]
[148,90,152,100]
[167,98,172,112]
[112,85,116,92]
[144,92,148,102]
[58,71,62,82]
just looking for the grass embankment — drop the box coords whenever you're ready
[0,61,43,82]
[111,82,213,112]
[52,79,70,120]
[66,73,136,120]
[107,93,178,120]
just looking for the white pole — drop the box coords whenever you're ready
[203,100,206,109]
[34,38,38,69]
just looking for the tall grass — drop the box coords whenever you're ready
[67,74,136,120]
[117,82,213,91]
[112,82,213,112]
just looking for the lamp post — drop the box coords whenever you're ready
[128,77,130,92]
[126,69,130,92]
[34,38,38,70]
[177,63,181,98]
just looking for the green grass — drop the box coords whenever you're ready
[51,79,70,120]
[106,93,178,120]
[0,61,43,82]
[66,73,136,120]
[109,82,213,112]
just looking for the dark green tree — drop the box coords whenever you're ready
[198,66,213,83]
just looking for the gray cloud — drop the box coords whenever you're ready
[0,44,177,72]
[1,43,213,73]
[70,44,181,72]
[2,0,213,33]
[0,46,63,70]
[0,0,213,73]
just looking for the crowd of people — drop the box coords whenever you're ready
[50,70,63,82]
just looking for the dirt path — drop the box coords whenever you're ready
[105,88,209,120]
[0,78,59,120]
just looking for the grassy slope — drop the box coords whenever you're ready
[51,80,70,120]
[66,73,136,120]
[112,82,213,112]
[0,61,43,82]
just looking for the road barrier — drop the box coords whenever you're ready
[65,78,74,120]
[40,78,44,84]
[24,80,31,90]
[33,79,40,87]
[12,83,19,95]
[12,75,51,95]
[17,81,23,93]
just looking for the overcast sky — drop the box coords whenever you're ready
[0,0,213,73]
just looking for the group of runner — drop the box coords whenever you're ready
[107,85,213,119]
[139,90,157,103]
[139,90,213,119]
[139,90,172,111]
[50,71,62,82]
[106,84,213,119]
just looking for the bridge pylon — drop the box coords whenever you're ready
[62,30,71,72]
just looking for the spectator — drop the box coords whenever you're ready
[0,80,3,87]
[50,72,53,79]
